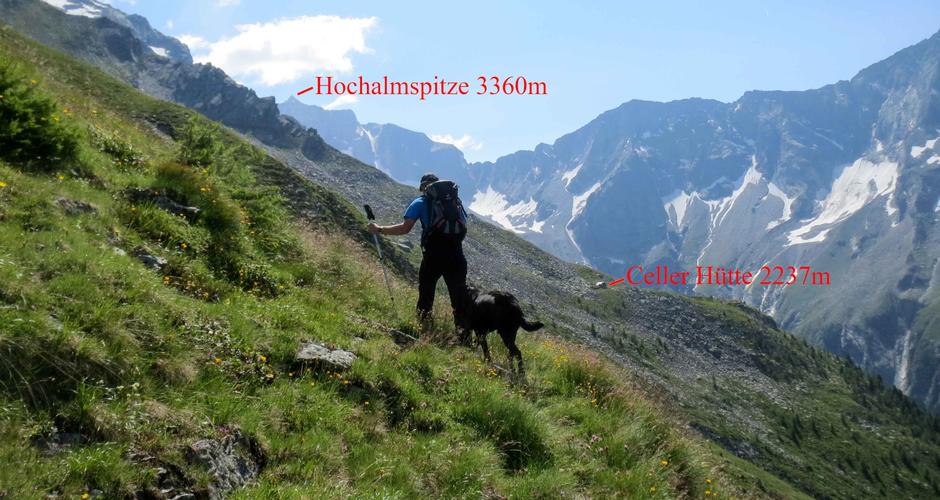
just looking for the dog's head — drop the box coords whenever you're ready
[456,284,480,330]
[464,284,480,303]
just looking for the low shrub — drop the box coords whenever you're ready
[0,65,78,170]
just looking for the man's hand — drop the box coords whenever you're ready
[370,219,414,236]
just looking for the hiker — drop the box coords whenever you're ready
[367,173,469,339]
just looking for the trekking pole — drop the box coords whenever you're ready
[364,204,395,306]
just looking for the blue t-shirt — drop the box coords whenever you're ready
[404,196,429,230]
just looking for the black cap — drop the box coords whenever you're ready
[419,173,439,191]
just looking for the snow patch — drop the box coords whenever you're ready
[564,180,603,264]
[928,155,940,165]
[786,158,899,245]
[41,0,105,18]
[529,219,546,233]
[764,181,794,230]
[572,182,602,219]
[360,127,387,174]
[470,186,538,234]
[694,158,763,269]
[561,163,583,189]
[662,190,694,229]
[713,158,762,228]
[150,46,169,58]
[811,129,844,151]
[912,136,939,158]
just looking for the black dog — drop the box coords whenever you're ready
[460,286,543,375]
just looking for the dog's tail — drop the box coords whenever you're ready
[521,318,544,332]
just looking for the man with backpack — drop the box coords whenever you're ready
[367,173,469,340]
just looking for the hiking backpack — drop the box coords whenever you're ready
[423,180,468,244]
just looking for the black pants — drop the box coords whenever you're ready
[417,239,467,328]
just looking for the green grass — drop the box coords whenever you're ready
[0,24,770,498]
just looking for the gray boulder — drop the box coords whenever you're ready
[186,430,265,499]
[56,198,97,215]
[133,246,168,270]
[296,341,356,371]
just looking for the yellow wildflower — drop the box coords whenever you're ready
[660,459,669,465]
[705,479,712,484]
[259,355,267,363]
[180,242,188,249]
[214,357,221,365]
[81,494,90,500]
[56,174,64,181]
[265,373,274,379]
[649,486,656,493]
[0,181,6,188]
[30,79,37,85]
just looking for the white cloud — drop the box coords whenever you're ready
[165,19,174,30]
[183,15,377,86]
[430,134,483,152]
[216,0,240,6]
[323,95,358,110]
[178,34,210,51]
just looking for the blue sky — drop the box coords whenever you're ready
[111,0,940,162]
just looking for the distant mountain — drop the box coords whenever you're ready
[278,96,473,189]
[36,0,192,63]
[467,30,940,413]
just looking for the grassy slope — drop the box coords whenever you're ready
[0,24,795,499]
[577,284,940,499]
[681,297,940,499]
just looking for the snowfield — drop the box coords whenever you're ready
[787,159,898,245]
[663,190,695,229]
[912,137,939,158]
[470,186,538,234]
